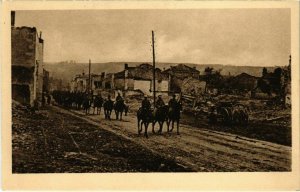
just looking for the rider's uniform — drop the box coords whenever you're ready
[168,98,177,109]
[142,99,151,111]
[116,95,123,102]
[155,98,165,108]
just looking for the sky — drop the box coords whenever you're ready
[15,9,291,66]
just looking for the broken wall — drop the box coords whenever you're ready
[12,27,43,106]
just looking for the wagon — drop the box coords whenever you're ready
[209,101,249,126]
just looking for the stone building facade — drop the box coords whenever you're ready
[114,63,169,96]
[163,64,200,93]
[70,73,102,92]
[12,26,44,106]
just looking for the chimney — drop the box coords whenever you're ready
[40,31,42,39]
[124,63,128,70]
[11,11,15,27]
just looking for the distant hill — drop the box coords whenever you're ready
[44,61,278,83]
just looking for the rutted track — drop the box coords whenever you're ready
[12,104,191,173]
[62,106,291,172]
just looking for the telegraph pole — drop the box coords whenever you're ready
[152,30,156,106]
[88,59,91,94]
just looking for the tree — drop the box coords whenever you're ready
[257,78,272,96]
[204,67,224,93]
[204,67,214,76]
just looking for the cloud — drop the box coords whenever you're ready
[15,9,290,66]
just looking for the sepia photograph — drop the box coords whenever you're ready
[2,1,300,190]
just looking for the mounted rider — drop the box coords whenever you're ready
[155,95,165,108]
[116,92,123,102]
[107,94,113,104]
[168,94,178,109]
[141,95,151,113]
[94,93,103,105]
[154,95,165,115]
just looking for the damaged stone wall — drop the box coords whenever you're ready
[43,69,49,93]
[181,77,206,96]
[12,27,44,106]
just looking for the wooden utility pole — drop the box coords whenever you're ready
[88,59,91,94]
[152,30,156,106]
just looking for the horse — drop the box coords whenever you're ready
[137,107,153,138]
[167,101,182,135]
[152,105,169,134]
[231,105,249,126]
[114,99,127,120]
[93,96,103,115]
[103,99,114,120]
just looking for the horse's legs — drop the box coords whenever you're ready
[170,120,174,132]
[176,119,180,135]
[158,121,163,134]
[166,119,170,132]
[120,111,123,120]
[144,122,149,138]
[115,110,118,120]
[138,119,141,135]
[152,120,156,134]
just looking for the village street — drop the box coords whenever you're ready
[60,105,291,172]
[12,100,291,172]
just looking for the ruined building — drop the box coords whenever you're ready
[11,20,44,106]
[163,64,200,93]
[70,73,102,92]
[114,63,169,96]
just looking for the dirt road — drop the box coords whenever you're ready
[67,107,291,172]
[12,104,189,173]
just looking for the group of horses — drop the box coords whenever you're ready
[52,91,128,120]
[52,90,182,138]
[137,101,182,138]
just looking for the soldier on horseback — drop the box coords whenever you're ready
[107,95,113,105]
[154,95,165,116]
[167,94,182,135]
[168,94,177,109]
[116,92,123,102]
[141,95,151,112]
[156,95,165,108]
[104,95,114,119]
[137,95,152,138]
[114,92,127,120]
